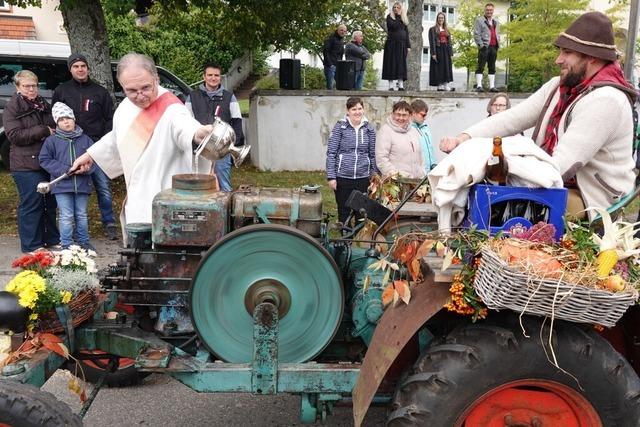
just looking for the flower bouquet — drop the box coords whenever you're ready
[7,245,102,333]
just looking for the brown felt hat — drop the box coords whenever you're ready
[554,12,617,62]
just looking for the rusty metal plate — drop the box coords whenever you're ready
[352,276,450,427]
[231,187,323,236]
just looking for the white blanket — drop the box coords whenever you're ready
[428,136,563,231]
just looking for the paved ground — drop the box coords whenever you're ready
[0,235,387,426]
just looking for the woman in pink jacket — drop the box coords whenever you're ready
[375,101,424,178]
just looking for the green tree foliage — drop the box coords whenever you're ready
[273,0,386,58]
[108,0,385,85]
[451,0,484,87]
[150,0,385,56]
[105,5,243,84]
[502,0,588,92]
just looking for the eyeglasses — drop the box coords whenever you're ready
[20,83,38,90]
[492,103,507,108]
[417,112,427,118]
[123,83,155,97]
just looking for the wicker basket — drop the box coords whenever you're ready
[474,247,639,327]
[35,291,99,334]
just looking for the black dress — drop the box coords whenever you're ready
[382,14,410,81]
[428,26,453,87]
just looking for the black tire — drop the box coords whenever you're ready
[0,380,82,426]
[66,350,147,388]
[388,314,640,426]
[0,136,9,171]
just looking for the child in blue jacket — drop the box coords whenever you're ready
[39,102,95,251]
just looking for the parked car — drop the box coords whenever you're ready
[0,39,192,170]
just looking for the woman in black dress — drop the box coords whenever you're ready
[382,2,410,91]
[429,12,454,91]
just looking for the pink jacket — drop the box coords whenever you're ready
[375,115,425,178]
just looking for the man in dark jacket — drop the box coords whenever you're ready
[345,30,371,90]
[322,24,347,90]
[185,62,245,192]
[52,53,118,240]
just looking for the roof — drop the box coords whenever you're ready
[0,15,36,40]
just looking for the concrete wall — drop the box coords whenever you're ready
[248,90,528,171]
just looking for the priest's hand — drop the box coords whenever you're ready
[440,133,470,153]
[71,152,94,174]
[194,125,214,144]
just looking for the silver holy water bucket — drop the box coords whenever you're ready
[195,117,251,167]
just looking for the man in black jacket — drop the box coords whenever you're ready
[52,54,118,240]
[186,62,244,192]
[322,24,347,90]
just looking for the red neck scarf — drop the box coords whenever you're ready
[541,61,633,155]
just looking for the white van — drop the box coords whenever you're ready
[0,39,192,169]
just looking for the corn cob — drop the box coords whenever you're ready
[596,248,618,278]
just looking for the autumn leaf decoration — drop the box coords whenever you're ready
[369,236,445,308]
[1,332,87,402]
[381,280,411,307]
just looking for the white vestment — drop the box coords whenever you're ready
[87,87,200,226]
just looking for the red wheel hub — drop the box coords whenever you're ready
[456,380,602,427]
[79,349,135,370]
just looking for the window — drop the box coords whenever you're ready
[443,5,456,25]
[423,4,438,22]
[422,3,456,25]
[0,60,69,100]
[0,1,11,12]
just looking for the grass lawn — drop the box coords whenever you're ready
[239,99,250,115]
[0,164,334,236]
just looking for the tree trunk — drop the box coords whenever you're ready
[60,0,115,101]
[406,0,423,91]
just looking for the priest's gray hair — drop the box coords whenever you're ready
[117,52,159,81]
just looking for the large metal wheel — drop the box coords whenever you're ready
[190,224,343,362]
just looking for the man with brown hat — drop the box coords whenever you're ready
[440,11,638,220]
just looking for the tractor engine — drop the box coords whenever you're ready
[102,174,354,361]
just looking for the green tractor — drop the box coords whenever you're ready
[0,173,639,427]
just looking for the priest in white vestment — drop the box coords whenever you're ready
[72,53,214,233]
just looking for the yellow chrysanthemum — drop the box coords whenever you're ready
[28,313,38,321]
[6,270,46,309]
[61,291,72,304]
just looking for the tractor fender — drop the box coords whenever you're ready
[352,272,450,427]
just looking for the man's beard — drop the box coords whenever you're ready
[561,62,587,88]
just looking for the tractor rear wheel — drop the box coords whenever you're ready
[387,314,640,426]
[0,380,82,426]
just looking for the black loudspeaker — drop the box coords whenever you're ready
[279,58,301,90]
[336,60,356,90]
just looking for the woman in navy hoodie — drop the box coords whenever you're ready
[39,102,95,251]
[326,97,377,225]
